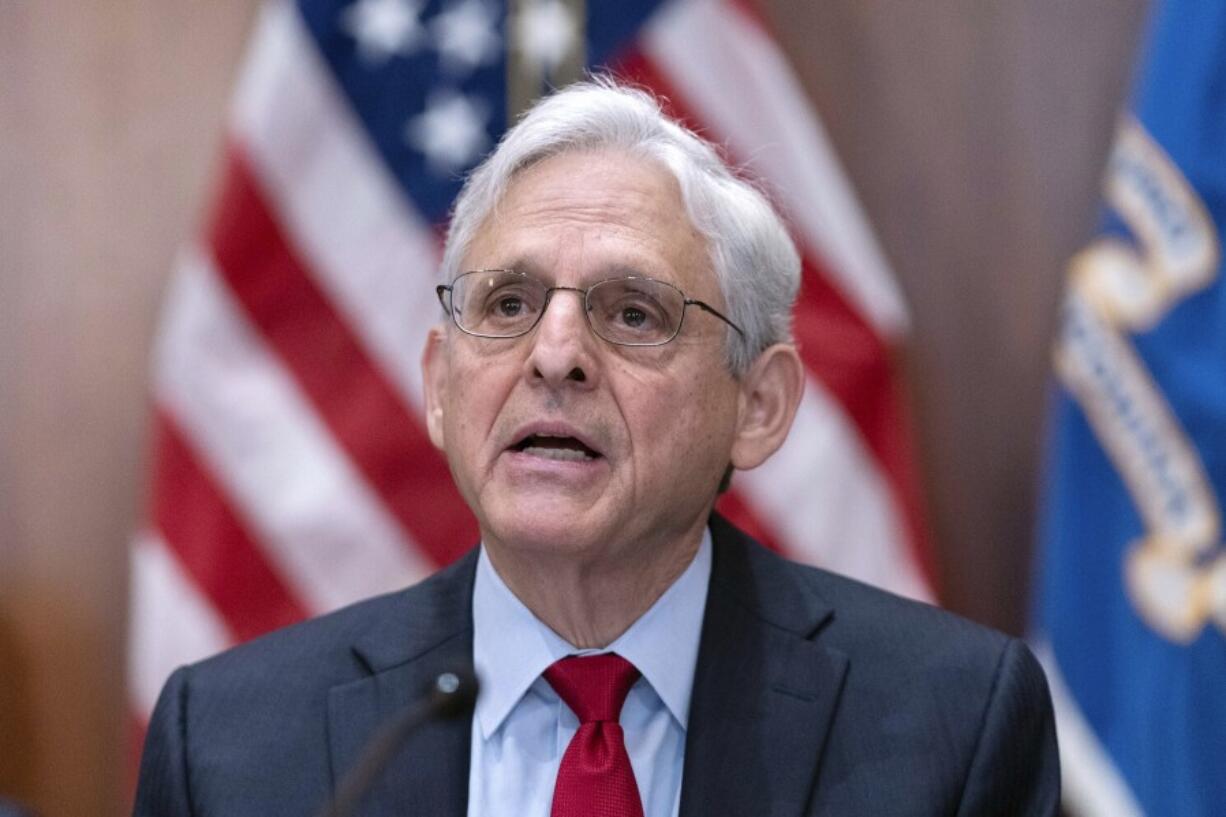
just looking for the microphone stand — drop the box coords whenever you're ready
[316,669,479,817]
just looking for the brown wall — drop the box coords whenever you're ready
[0,1,1147,814]
[765,0,1149,629]
[0,2,261,812]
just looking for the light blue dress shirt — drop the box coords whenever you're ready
[467,531,712,817]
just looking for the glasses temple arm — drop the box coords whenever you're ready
[686,299,746,337]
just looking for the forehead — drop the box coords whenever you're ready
[464,150,714,291]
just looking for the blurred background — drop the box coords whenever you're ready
[0,1,1151,814]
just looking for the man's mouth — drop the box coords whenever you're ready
[510,433,602,462]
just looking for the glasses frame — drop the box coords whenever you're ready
[436,269,746,347]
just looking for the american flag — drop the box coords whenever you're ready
[127,0,934,736]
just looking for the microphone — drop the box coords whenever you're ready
[317,668,479,817]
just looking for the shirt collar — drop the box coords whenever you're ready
[472,529,712,738]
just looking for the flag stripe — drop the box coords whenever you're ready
[127,531,231,715]
[231,0,444,413]
[155,247,431,612]
[792,259,934,583]
[151,411,309,640]
[738,385,931,600]
[206,148,477,568]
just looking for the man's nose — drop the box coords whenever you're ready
[524,289,597,387]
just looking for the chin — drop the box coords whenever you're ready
[481,502,607,556]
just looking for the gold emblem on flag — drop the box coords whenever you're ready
[1055,118,1226,643]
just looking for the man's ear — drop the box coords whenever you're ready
[730,343,805,470]
[421,325,449,450]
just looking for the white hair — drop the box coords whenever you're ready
[440,78,800,376]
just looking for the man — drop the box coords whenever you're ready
[135,80,1059,816]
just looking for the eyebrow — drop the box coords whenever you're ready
[477,259,668,285]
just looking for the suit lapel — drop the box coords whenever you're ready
[327,551,479,817]
[679,517,849,817]
[321,520,846,816]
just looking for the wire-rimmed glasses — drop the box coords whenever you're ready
[436,269,745,347]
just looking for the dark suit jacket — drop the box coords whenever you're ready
[134,515,1059,816]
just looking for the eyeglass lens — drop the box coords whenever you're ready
[450,270,687,346]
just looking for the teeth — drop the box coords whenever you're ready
[522,446,594,462]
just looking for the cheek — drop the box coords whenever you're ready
[444,353,514,453]
[625,373,735,465]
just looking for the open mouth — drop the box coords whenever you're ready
[510,433,601,462]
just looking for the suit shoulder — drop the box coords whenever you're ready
[135,552,478,813]
[728,543,1058,810]
[189,588,398,683]
[798,560,1011,656]
[786,557,1052,730]
[185,550,477,693]
[716,521,1023,683]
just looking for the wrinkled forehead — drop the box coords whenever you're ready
[464,149,718,292]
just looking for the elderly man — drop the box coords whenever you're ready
[135,81,1058,816]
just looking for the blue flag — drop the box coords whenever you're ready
[1035,2,1226,815]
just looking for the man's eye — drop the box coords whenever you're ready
[612,298,663,329]
[619,306,648,327]
[495,296,524,317]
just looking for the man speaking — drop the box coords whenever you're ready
[135,80,1059,815]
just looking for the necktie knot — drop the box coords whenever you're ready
[544,653,640,724]
[544,653,645,817]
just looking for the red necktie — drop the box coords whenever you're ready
[544,653,645,817]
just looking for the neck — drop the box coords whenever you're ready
[484,524,705,649]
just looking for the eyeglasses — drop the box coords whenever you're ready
[436,269,745,347]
